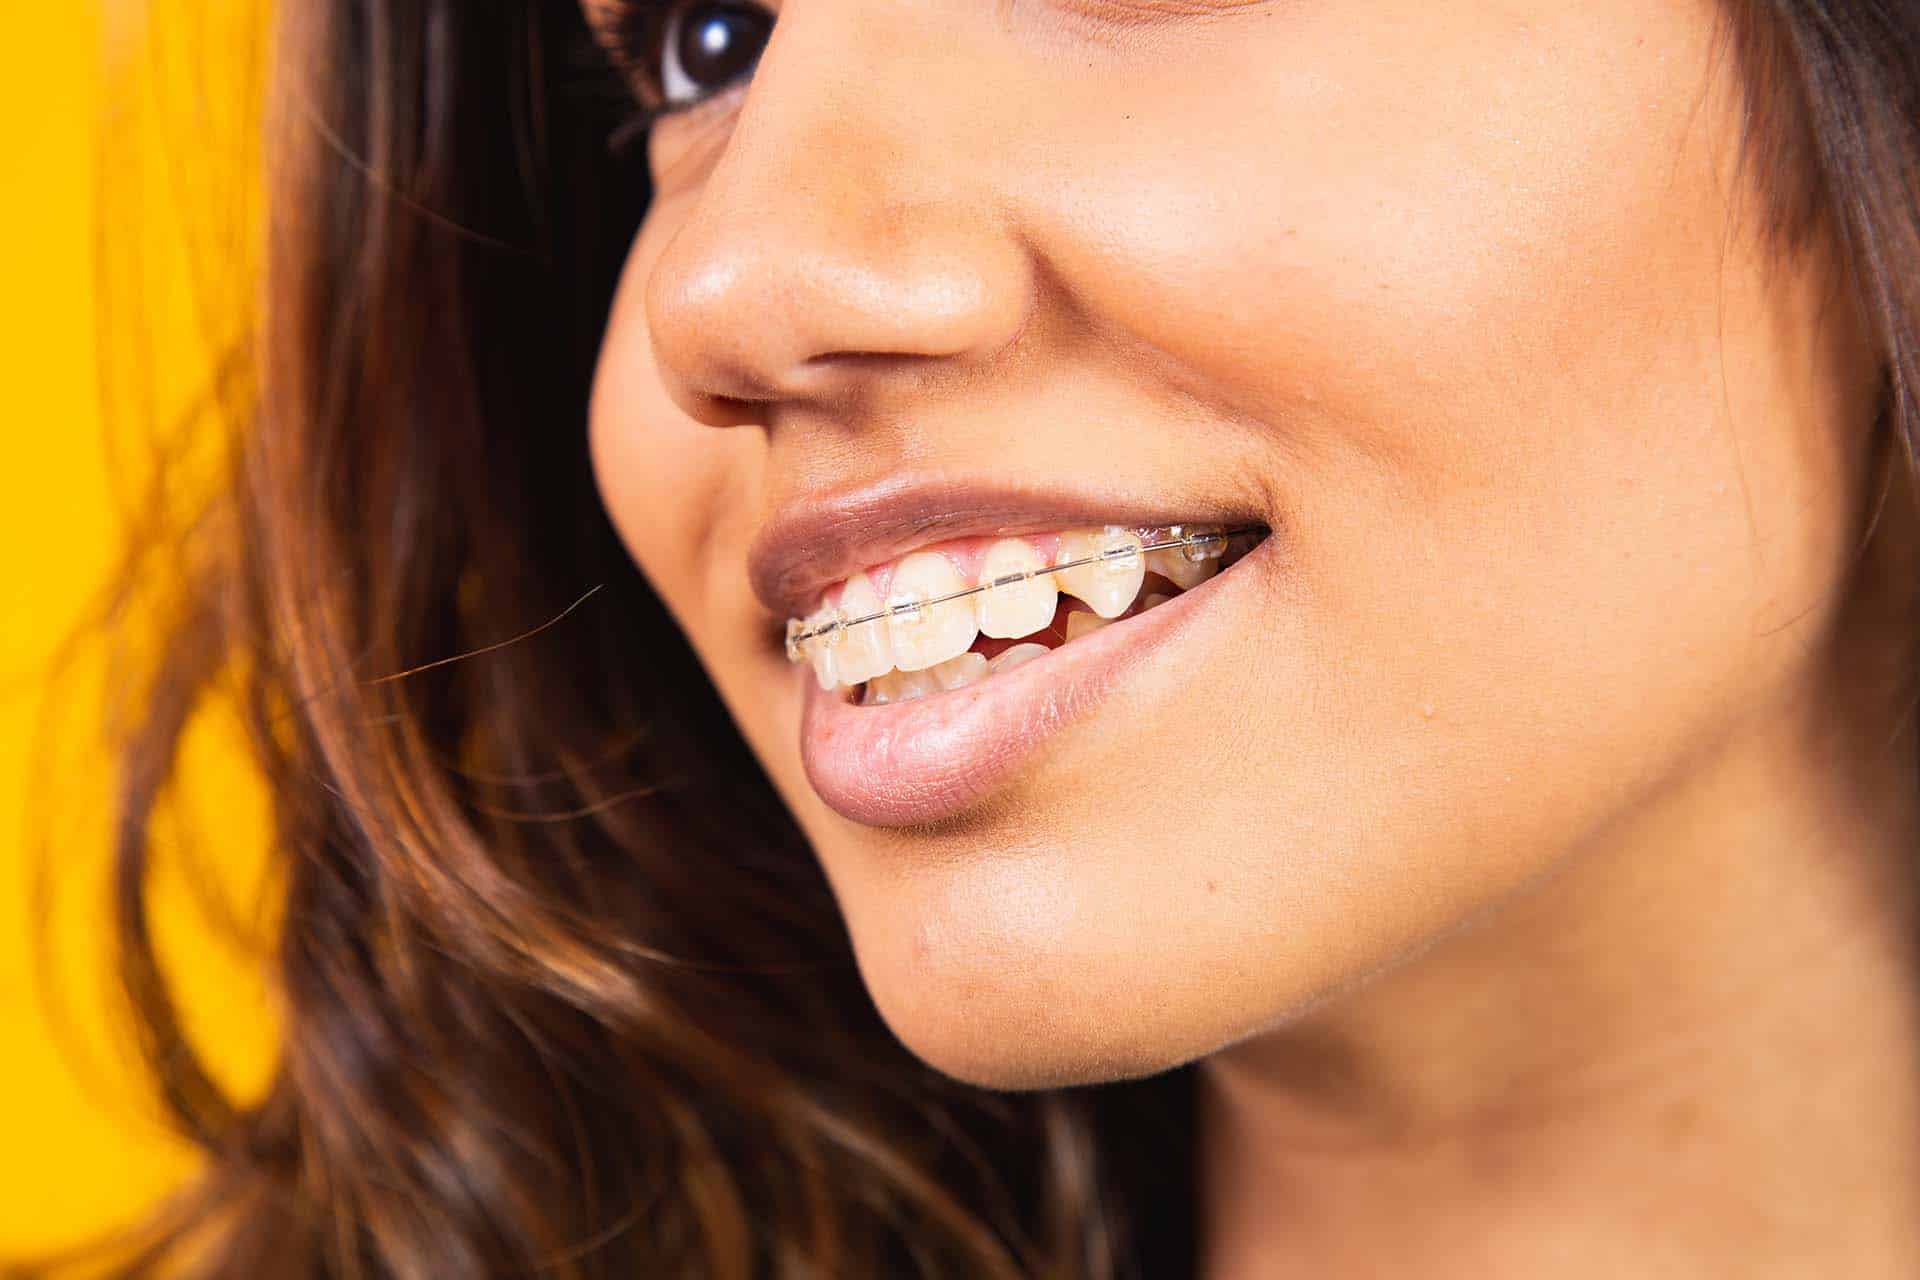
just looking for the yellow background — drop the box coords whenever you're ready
[1,2,277,1263]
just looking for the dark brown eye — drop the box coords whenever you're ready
[661,1,773,108]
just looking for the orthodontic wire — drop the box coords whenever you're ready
[785,524,1269,661]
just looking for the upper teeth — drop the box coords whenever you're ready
[1053,527,1146,619]
[975,538,1056,638]
[786,523,1259,691]
[886,551,977,672]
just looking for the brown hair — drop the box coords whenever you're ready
[53,0,1920,1275]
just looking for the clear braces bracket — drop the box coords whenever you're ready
[784,523,1268,664]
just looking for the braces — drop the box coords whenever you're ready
[785,523,1269,664]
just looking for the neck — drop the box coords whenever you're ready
[1198,676,1920,1278]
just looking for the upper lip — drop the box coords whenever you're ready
[747,472,1268,621]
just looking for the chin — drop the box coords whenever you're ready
[866,966,1202,1093]
[831,855,1260,1093]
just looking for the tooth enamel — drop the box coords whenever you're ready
[1055,526,1144,619]
[865,666,940,705]
[1182,526,1229,561]
[987,642,1050,674]
[975,539,1058,639]
[886,552,979,671]
[1144,545,1219,590]
[1140,592,1176,611]
[831,572,894,685]
[806,608,843,690]
[931,651,989,690]
[1064,610,1114,642]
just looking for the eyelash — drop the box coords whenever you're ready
[600,0,761,147]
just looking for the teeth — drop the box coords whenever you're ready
[1055,526,1145,619]
[1064,610,1115,642]
[790,523,1268,691]
[975,538,1058,639]
[1183,528,1230,562]
[864,652,989,706]
[864,666,940,706]
[886,552,979,671]
[986,642,1050,674]
[806,607,844,690]
[1144,544,1219,590]
[831,572,894,685]
[931,651,989,691]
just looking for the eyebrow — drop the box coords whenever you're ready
[578,0,642,45]
[578,0,659,67]
[1077,0,1286,26]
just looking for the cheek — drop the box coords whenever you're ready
[588,219,768,638]
[591,228,835,822]
[1023,4,1733,452]
[1013,0,1845,738]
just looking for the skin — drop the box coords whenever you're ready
[584,0,1920,1272]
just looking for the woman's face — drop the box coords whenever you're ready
[586,0,1885,1086]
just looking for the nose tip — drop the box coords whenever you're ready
[644,177,1033,424]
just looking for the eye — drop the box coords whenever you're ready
[659,1,774,109]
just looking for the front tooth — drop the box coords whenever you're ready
[1145,544,1219,590]
[930,651,989,691]
[1055,526,1145,618]
[806,608,844,690]
[1139,592,1176,612]
[866,666,940,705]
[886,552,979,671]
[831,572,894,685]
[986,642,1050,674]
[975,539,1058,639]
[1065,610,1114,642]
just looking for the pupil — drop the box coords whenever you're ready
[677,4,770,91]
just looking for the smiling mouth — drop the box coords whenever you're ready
[786,523,1270,705]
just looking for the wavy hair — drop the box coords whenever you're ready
[50,0,1920,1275]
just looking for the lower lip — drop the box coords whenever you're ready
[797,538,1272,826]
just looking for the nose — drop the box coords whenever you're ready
[642,5,1034,426]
